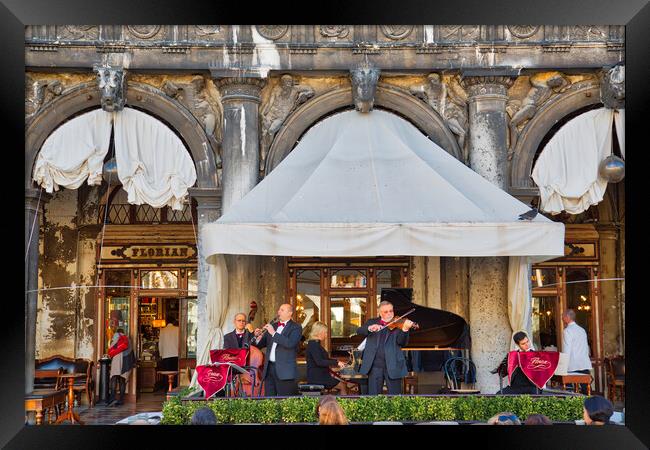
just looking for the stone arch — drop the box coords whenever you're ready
[25,81,218,190]
[509,79,601,192]
[265,82,462,174]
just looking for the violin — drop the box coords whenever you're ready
[378,308,420,331]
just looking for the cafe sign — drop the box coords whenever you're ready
[100,244,197,261]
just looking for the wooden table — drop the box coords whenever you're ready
[55,373,87,425]
[551,374,592,395]
[25,389,67,425]
[157,371,178,392]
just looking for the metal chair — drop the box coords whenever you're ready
[443,357,477,392]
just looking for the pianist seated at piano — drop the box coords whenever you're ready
[494,331,541,395]
[306,322,352,395]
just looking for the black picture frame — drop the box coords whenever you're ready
[3,0,649,447]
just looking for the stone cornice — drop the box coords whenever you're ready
[460,71,516,98]
[188,187,222,210]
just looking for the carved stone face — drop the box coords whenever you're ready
[350,66,380,113]
[280,74,293,89]
[96,67,126,112]
[600,65,625,109]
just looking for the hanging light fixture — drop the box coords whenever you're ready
[599,155,625,183]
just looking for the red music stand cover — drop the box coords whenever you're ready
[507,350,560,390]
[195,364,231,398]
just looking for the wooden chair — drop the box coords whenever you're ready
[72,359,95,407]
[33,368,65,420]
[606,356,625,402]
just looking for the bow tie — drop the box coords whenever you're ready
[379,320,388,326]
[236,332,244,336]
[277,322,286,327]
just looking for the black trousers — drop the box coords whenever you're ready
[161,357,179,388]
[368,366,402,395]
[264,362,298,396]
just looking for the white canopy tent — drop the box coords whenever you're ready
[194,110,565,381]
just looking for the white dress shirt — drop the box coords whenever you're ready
[158,324,179,359]
[562,321,593,372]
[269,322,286,362]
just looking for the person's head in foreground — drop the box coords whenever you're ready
[317,396,349,425]
[190,407,217,425]
[487,412,521,425]
[583,396,614,425]
[524,414,553,425]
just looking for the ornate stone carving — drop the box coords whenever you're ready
[162,76,223,144]
[461,76,515,97]
[380,25,414,40]
[93,65,126,112]
[255,25,288,41]
[350,63,380,113]
[195,25,221,36]
[215,77,266,103]
[507,72,570,158]
[260,74,315,171]
[572,25,607,40]
[439,25,480,42]
[126,25,162,39]
[59,25,97,40]
[410,73,469,161]
[319,25,349,38]
[600,64,625,109]
[507,25,540,39]
[25,76,63,122]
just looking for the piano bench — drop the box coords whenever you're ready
[298,384,325,396]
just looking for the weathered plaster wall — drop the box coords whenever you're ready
[36,189,78,359]
[440,257,470,321]
[258,256,288,324]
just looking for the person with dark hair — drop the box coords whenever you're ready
[494,331,539,395]
[190,407,217,425]
[107,328,135,406]
[583,396,614,425]
[524,414,553,425]
[159,318,180,388]
[562,309,593,394]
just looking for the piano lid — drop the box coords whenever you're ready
[376,288,470,349]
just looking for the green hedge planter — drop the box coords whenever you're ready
[160,393,584,425]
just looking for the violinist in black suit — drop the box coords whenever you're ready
[306,322,352,395]
[254,303,302,396]
[357,301,415,395]
[223,313,256,349]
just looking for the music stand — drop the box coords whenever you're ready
[209,362,250,397]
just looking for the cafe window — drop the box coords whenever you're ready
[187,270,198,296]
[104,270,132,353]
[565,268,595,357]
[140,270,179,289]
[531,296,559,351]
[288,258,410,354]
[185,297,198,358]
[101,187,197,225]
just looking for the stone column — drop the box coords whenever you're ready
[25,187,48,393]
[214,77,266,332]
[461,74,515,394]
[188,187,221,361]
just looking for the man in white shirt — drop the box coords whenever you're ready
[158,319,180,387]
[562,309,593,393]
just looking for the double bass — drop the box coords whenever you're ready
[235,301,265,397]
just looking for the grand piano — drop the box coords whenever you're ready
[331,288,471,393]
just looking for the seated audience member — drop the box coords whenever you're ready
[487,412,521,425]
[190,407,217,425]
[524,414,553,425]
[583,396,614,425]
[317,396,349,425]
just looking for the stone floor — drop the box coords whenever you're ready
[76,391,167,425]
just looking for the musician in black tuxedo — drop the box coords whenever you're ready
[306,322,351,395]
[223,313,256,349]
[254,303,302,396]
[356,301,414,395]
[493,331,540,394]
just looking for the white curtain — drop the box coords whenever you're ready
[113,107,197,210]
[507,256,533,350]
[532,107,616,215]
[614,109,625,159]
[32,109,113,192]
[190,254,229,390]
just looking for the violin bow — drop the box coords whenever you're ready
[379,308,416,330]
